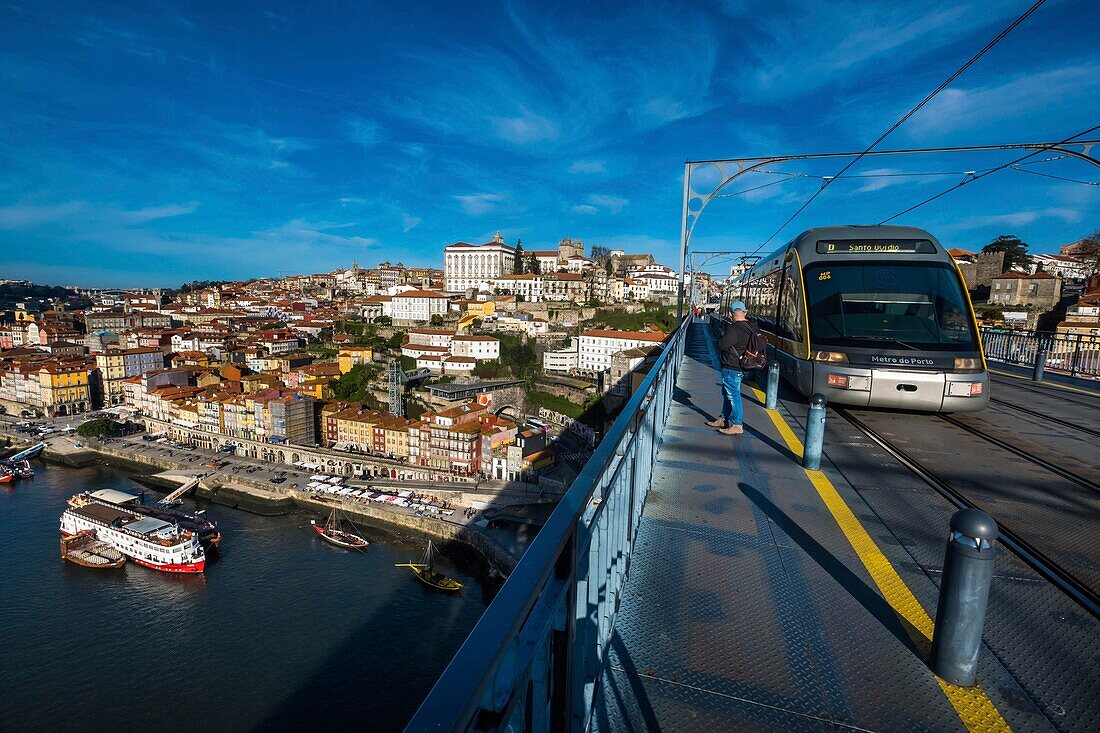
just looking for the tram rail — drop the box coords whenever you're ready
[987,396,1100,440]
[938,414,1100,494]
[834,406,1100,620]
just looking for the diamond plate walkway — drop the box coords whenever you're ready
[591,321,1054,732]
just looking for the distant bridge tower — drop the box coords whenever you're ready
[388,359,404,418]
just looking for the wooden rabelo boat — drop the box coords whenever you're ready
[395,540,463,591]
[60,530,126,569]
[311,508,369,550]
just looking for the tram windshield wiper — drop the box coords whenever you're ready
[844,335,918,350]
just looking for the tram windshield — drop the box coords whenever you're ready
[804,262,977,351]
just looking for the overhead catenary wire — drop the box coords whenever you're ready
[746,0,1049,256]
[878,122,1100,223]
[1010,165,1100,186]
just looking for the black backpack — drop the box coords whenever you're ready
[737,323,768,370]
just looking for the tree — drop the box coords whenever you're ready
[387,331,406,350]
[77,418,122,440]
[373,315,392,326]
[513,240,525,274]
[330,363,383,404]
[430,313,444,326]
[1076,228,1100,275]
[591,245,610,259]
[982,235,1030,271]
[526,253,541,275]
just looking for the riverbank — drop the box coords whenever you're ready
[2,428,524,576]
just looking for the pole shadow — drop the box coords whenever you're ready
[738,482,929,661]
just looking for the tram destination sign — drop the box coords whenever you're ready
[817,240,936,254]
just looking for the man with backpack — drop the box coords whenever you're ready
[706,301,766,435]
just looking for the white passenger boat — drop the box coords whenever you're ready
[59,493,206,573]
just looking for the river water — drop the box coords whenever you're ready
[0,460,490,732]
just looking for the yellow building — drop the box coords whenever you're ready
[338,345,374,374]
[37,361,93,417]
[456,300,495,332]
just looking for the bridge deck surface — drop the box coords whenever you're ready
[592,322,1065,732]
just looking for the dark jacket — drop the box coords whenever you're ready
[718,319,759,371]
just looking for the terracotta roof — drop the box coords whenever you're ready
[393,289,449,298]
[581,329,667,342]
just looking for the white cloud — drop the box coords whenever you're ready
[402,213,422,232]
[0,201,86,228]
[904,64,1100,138]
[729,1,1025,101]
[586,194,628,214]
[120,201,199,223]
[346,117,384,147]
[454,193,503,217]
[569,160,607,174]
[491,110,558,144]
[944,208,1083,231]
[571,205,598,215]
[258,219,378,248]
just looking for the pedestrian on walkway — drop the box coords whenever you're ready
[706,301,760,435]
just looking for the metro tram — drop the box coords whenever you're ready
[722,225,988,412]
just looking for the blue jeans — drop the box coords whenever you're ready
[720,368,744,426]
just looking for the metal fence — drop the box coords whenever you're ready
[405,317,689,733]
[980,328,1100,379]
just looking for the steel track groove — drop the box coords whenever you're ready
[939,414,1100,495]
[834,407,1100,620]
[988,397,1100,439]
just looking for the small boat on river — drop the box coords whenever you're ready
[60,530,126,569]
[311,508,369,550]
[395,540,463,592]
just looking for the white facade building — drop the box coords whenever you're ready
[407,329,455,349]
[543,340,579,373]
[492,274,544,302]
[390,290,449,322]
[577,329,667,373]
[444,233,517,292]
[450,335,500,360]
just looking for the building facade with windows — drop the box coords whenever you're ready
[444,233,516,292]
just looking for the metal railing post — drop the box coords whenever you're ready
[765,361,780,409]
[1032,342,1047,382]
[803,393,826,470]
[930,509,998,687]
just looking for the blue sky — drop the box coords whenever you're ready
[2,0,1098,287]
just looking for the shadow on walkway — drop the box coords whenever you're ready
[739,481,929,661]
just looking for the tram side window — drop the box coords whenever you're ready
[776,270,804,343]
[745,271,778,332]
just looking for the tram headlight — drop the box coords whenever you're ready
[953,357,982,372]
[813,351,848,364]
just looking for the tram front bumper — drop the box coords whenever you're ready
[812,366,988,412]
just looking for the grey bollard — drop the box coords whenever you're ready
[930,509,998,687]
[765,362,780,410]
[1032,348,1047,382]
[802,393,826,470]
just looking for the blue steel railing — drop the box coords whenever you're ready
[406,316,690,733]
[980,327,1100,378]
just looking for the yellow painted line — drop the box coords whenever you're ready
[989,368,1100,398]
[747,385,1010,732]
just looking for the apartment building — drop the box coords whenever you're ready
[391,290,450,323]
[95,347,166,405]
[577,329,667,374]
[493,274,544,301]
